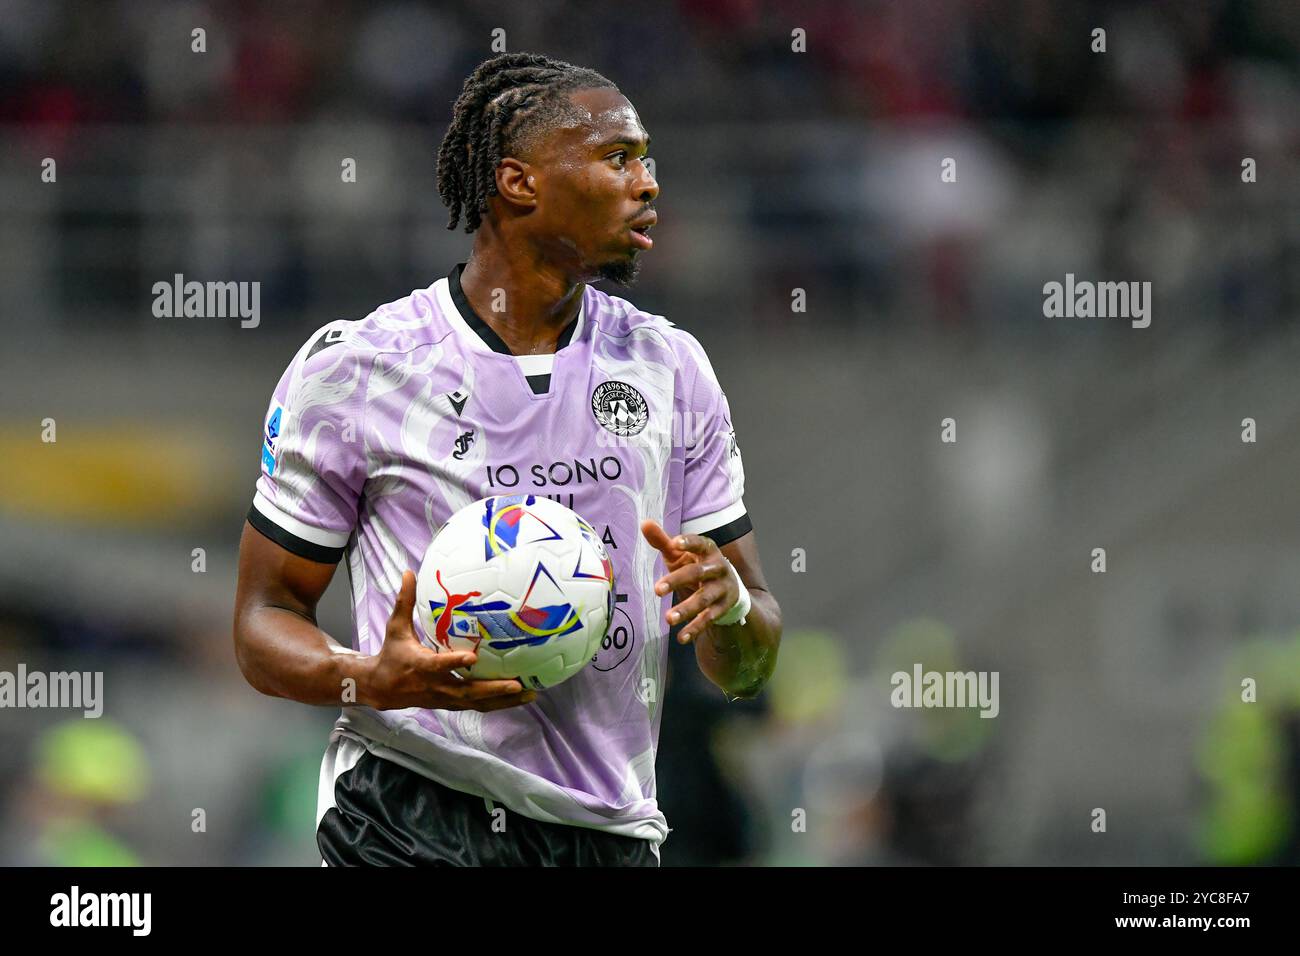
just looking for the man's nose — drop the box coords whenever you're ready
[635,162,659,202]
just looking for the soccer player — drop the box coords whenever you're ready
[232,52,782,866]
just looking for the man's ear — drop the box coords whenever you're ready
[495,158,538,210]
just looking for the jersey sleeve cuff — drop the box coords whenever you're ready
[248,491,350,564]
[681,499,752,548]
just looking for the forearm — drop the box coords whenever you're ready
[234,605,374,707]
[691,588,781,700]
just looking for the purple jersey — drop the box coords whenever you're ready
[250,263,750,850]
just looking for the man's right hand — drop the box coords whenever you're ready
[359,570,538,712]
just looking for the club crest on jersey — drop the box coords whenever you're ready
[591,381,649,437]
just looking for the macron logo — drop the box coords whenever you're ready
[50,886,151,937]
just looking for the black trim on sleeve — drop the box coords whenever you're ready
[246,504,347,565]
[700,512,753,549]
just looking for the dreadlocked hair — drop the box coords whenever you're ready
[437,52,617,233]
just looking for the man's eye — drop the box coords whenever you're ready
[610,151,650,169]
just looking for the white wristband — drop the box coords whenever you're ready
[712,559,751,627]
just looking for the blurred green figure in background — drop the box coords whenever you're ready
[1197,631,1300,864]
[13,719,151,867]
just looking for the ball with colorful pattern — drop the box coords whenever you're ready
[414,494,616,690]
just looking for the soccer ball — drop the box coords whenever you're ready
[413,494,616,690]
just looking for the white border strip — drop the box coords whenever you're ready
[569,290,586,344]
[252,490,351,549]
[680,498,747,537]
[515,353,554,375]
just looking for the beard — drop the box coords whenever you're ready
[595,251,643,287]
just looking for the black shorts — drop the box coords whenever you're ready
[317,745,659,867]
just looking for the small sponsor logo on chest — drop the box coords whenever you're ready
[452,429,475,459]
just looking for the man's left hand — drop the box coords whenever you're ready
[640,519,740,644]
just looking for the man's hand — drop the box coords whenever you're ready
[359,570,538,712]
[640,519,740,644]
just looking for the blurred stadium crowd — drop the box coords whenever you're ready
[1,0,1299,865]
[3,0,1297,336]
